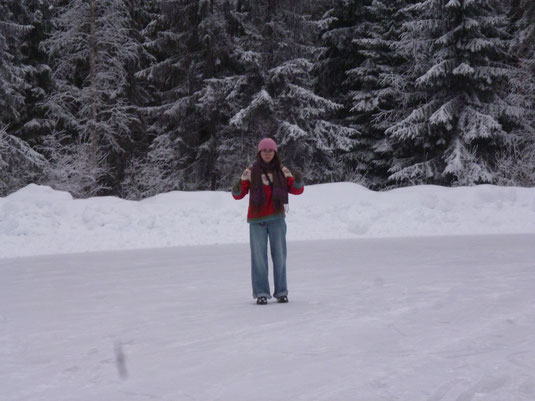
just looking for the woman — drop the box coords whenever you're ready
[232,137,304,305]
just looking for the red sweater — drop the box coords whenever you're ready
[232,166,304,223]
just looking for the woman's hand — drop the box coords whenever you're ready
[232,179,242,193]
[293,169,303,183]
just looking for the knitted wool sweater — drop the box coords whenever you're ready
[232,165,304,223]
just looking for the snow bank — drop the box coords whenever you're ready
[1,183,534,258]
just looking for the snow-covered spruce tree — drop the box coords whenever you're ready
[318,0,413,188]
[494,0,535,186]
[127,0,243,197]
[386,0,522,186]
[228,0,357,183]
[111,0,157,196]
[41,0,143,197]
[0,126,47,196]
[511,0,535,67]
[12,0,55,145]
[312,0,357,102]
[0,1,49,195]
[0,1,31,126]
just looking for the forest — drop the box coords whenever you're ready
[1,0,534,199]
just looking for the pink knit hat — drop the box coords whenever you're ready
[258,137,277,152]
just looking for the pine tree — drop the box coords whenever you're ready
[512,0,535,66]
[0,0,31,126]
[0,0,48,195]
[318,0,412,188]
[387,0,522,186]
[14,0,55,145]
[0,126,47,196]
[41,0,143,197]
[127,0,239,197]
[228,0,356,183]
[495,0,535,186]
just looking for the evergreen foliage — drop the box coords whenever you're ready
[228,0,356,184]
[0,126,47,196]
[0,0,533,198]
[0,0,32,125]
[127,0,242,197]
[0,0,49,196]
[14,0,55,144]
[495,0,535,186]
[387,0,523,186]
[41,0,144,196]
[318,0,413,187]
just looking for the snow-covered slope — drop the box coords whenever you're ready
[1,183,535,258]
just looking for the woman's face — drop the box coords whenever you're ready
[260,149,275,163]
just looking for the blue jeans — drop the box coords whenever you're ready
[249,218,288,299]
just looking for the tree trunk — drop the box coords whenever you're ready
[89,0,98,159]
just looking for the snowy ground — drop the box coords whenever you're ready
[1,234,535,401]
[1,183,535,258]
[1,183,535,400]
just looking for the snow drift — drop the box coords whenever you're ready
[1,183,534,258]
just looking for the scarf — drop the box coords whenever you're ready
[250,158,288,211]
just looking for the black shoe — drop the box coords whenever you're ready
[277,296,288,303]
[256,297,268,305]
